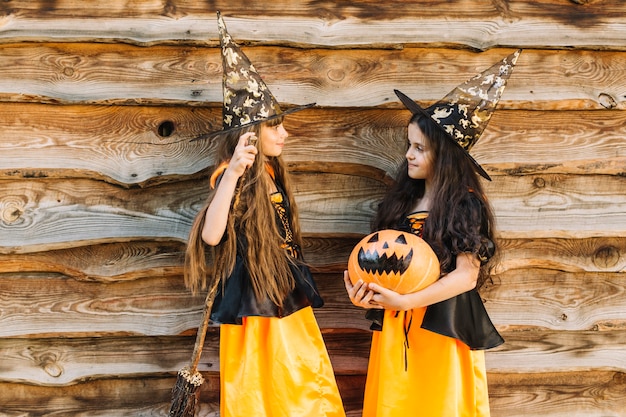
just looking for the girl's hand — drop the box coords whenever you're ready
[227,132,258,178]
[368,283,408,311]
[344,271,380,309]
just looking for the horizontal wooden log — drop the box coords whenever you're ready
[0,177,206,250]
[0,0,624,51]
[316,269,626,332]
[0,103,218,185]
[1,103,625,185]
[0,375,363,417]
[1,370,623,417]
[0,338,623,416]
[0,270,370,337]
[0,377,184,417]
[0,241,187,281]
[0,273,206,337]
[469,110,626,176]
[0,238,360,278]
[0,44,623,109]
[0,103,406,186]
[0,174,388,251]
[486,329,626,373]
[488,371,626,417]
[1,329,624,386]
[483,268,626,331]
[0,331,368,385]
[486,173,626,239]
[497,236,626,274]
[1,266,623,337]
[1,236,623,286]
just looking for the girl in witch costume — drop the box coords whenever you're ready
[344,50,521,416]
[185,12,346,417]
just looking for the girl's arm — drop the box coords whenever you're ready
[344,252,480,311]
[201,132,257,246]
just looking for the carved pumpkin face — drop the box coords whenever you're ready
[348,229,440,294]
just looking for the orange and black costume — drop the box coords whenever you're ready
[363,192,502,417]
[210,166,346,417]
[209,179,323,324]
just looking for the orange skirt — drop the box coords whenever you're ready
[363,308,490,417]
[219,306,346,417]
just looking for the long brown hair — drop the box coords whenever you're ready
[184,117,303,305]
[373,112,498,288]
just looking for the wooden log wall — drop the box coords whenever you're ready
[0,1,624,416]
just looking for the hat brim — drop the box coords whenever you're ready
[191,102,316,142]
[394,89,491,181]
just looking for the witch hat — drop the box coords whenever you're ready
[394,49,521,180]
[196,11,315,140]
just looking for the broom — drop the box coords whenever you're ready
[169,133,257,416]
[168,276,221,417]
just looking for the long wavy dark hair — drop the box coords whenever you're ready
[372,112,498,288]
[184,116,302,304]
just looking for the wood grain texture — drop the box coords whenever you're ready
[2,172,623,253]
[0,273,206,337]
[0,241,187,280]
[0,104,624,188]
[497,237,626,274]
[0,0,624,50]
[6,234,621,283]
[2,267,622,338]
[488,371,626,417]
[0,104,408,186]
[486,173,626,238]
[2,104,624,185]
[1,329,623,386]
[0,178,206,250]
[0,45,623,109]
[484,268,626,331]
[2,372,624,417]
[0,1,624,416]
[0,349,622,416]
[0,173,387,251]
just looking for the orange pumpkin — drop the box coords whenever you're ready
[348,229,440,294]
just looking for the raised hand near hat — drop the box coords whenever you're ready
[227,132,258,179]
[201,132,257,246]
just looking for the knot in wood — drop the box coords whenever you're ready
[1,198,25,224]
[43,362,64,378]
[598,93,617,109]
[63,67,75,77]
[327,68,346,82]
[532,177,546,188]
[593,245,620,269]
[36,352,64,378]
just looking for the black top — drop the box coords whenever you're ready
[366,191,504,350]
[209,179,323,325]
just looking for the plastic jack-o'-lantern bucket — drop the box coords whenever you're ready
[348,229,440,294]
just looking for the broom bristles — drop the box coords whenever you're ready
[169,367,205,417]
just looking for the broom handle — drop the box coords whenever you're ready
[188,277,221,373]
[188,133,258,373]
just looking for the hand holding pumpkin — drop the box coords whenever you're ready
[347,230,440,294]
[343,271,373,307]
[367,282,415,311]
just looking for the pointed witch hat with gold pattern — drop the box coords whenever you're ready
[195,11,315,140]
[394,49,521,181]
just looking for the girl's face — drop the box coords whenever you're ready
[406,122,434,181]
[260,122,288,157]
